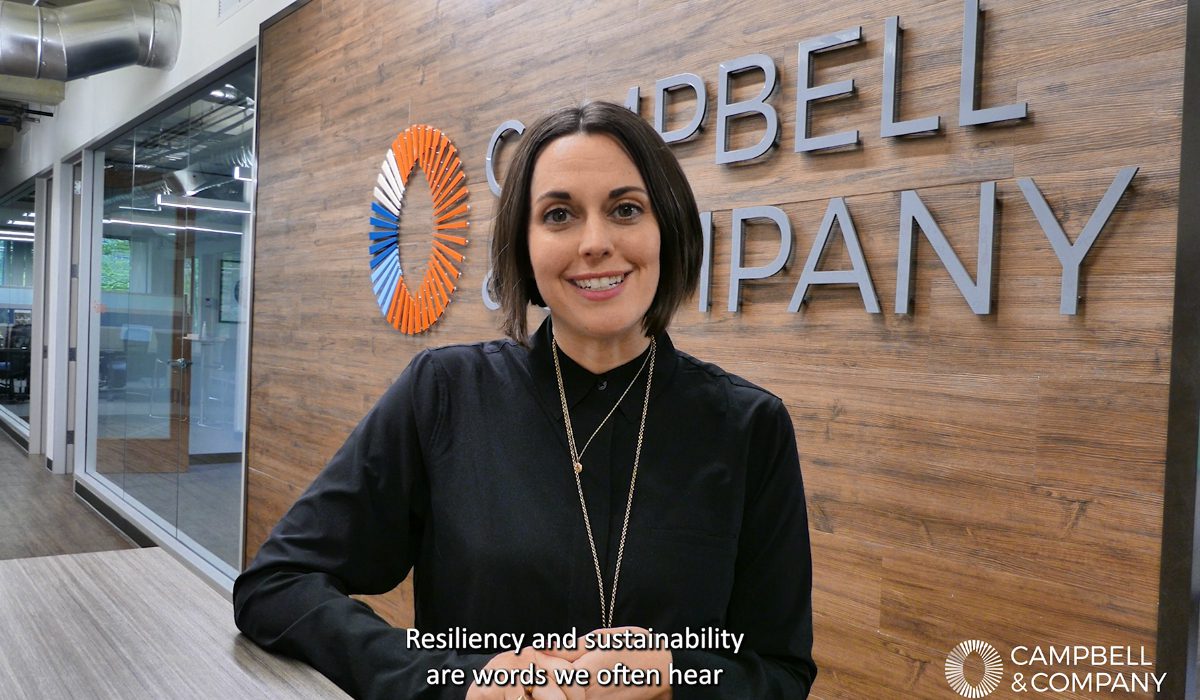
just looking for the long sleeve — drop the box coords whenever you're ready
[669,395,816,699]
[232,351,491,699]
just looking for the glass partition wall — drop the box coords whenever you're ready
[85,60,255,578]
[0,183,36,431]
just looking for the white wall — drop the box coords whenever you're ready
[0,0,302,193]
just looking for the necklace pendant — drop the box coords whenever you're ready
[573,461,583,474]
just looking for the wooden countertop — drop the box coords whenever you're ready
[0,548,346,698]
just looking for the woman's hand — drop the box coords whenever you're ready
[466,647,586,700]
[542,627,673,700]
[532,649,588,700]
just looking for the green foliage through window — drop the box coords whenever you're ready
[101,238,131,291]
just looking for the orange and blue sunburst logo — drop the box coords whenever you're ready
[370,124,470,334]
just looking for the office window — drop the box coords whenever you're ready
[0,182,37,427]
[85,59,255,578]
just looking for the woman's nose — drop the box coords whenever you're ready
[578,217,614,258]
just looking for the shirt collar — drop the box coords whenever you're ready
[525,315,677,419]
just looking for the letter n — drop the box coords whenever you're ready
[895,183,996,314]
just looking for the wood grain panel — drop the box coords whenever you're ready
[248,0,1188,696]
[877,548,1157,698]
[810,531,883,633]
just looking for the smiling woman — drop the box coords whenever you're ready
[234,102,816,700]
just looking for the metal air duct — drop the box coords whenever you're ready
[0,0,180,81]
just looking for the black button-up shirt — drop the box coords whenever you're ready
[233,318,815,699]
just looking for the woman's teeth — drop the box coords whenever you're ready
[573,275,625,290]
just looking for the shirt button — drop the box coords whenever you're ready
[598,379,607,391]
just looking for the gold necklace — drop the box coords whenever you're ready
[551,335,656,628]
[553,341,654,475]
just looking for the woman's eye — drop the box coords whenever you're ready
[543,207,571,225]
[613,202,642,220]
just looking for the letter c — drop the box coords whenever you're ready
[1011,646,1029,665]
[486,119,525,197]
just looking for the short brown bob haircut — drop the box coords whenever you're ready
[489,101,703,345]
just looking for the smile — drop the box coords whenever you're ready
[571,274,626,291]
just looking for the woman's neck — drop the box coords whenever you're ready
[552,326,652,374]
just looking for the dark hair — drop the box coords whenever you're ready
[489,101,703,345]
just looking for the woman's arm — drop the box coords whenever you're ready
[667,395,816,699]
[232,352,492,699]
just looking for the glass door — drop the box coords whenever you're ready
[85,59,254,578]
[96,128,187,533]
[0,182,37,432]
[176,204,247,572]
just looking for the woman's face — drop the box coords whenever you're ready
[527,132,660,354]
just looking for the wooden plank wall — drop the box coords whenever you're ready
[248,1,1185,697]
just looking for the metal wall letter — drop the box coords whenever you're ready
[959,0,1028,126]
[716,54,779,164]
[481,267,500,311]
[789,197,880,313]
[728,206,792,312]
[625,85,640,113]
[895,183,996,314]
[485,119,525,197]
[881,17,940,138]
[1016,166,1138,314]
[698,211,713,312]
[654,73,707,143]
[795,27,862,153]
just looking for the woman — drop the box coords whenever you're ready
[233,101,815,700]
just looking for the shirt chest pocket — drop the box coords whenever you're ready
[618,527,739,629]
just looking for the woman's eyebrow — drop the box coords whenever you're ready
[609,186,647,198]
[535,190,572,203]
